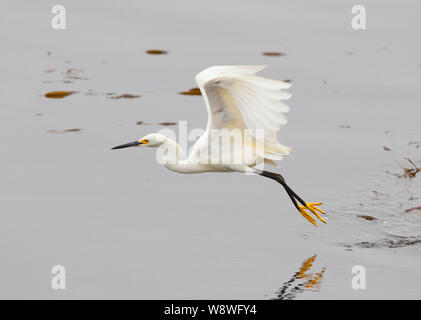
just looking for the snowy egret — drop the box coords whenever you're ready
[112,66,326,226]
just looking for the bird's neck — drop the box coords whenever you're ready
[160,137,207,173]
[160,137,187,171]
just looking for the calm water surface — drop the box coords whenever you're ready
[0,0,420,299]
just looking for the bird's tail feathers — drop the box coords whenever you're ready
[257,143,292,167]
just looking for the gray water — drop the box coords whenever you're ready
[1,0,421,299]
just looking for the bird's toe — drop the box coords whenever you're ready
[298,203,327,226]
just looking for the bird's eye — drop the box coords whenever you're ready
[143,139,149,144]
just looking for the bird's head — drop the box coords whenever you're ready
[111,133,167,150]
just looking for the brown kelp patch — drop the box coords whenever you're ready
[109,94,141,99]
[136,121,177,126]
[341,237,421,249]
[178,87,201,96]
[386,158,420,179]
[146,49,168,55]
[404,206,421,214]
[45,91,77,99]
[402,158,420,178]
[357,215,377,221]
[47,128,82,134]
[262,51,287,57]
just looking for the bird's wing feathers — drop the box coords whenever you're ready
[195,65,292,160]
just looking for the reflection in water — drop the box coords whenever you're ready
[273,255,326,300]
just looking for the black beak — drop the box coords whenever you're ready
[111,141,141,150]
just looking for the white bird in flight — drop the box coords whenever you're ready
[112,65,326,226]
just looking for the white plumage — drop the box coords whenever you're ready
[114,65,292,173]
[112,65,326,226]
[192,65,292,169]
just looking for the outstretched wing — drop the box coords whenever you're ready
[195,65,292,162]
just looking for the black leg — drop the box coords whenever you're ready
[259,170,305,207]
[258,170,326,226]
[285,187,300,211]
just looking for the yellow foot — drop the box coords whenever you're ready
[298,203,326,226]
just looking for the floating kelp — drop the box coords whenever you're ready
[343,237,421,249]
[404,206,421,213]
[47,128,82,134]
[178,87,201,96]
[146,49,168,55]
[136,121,177,126]
[262,51,287,56]
[402,158,420,179]
[109,94,141,99]
[45,91,76,99]
[357,215,377,221]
